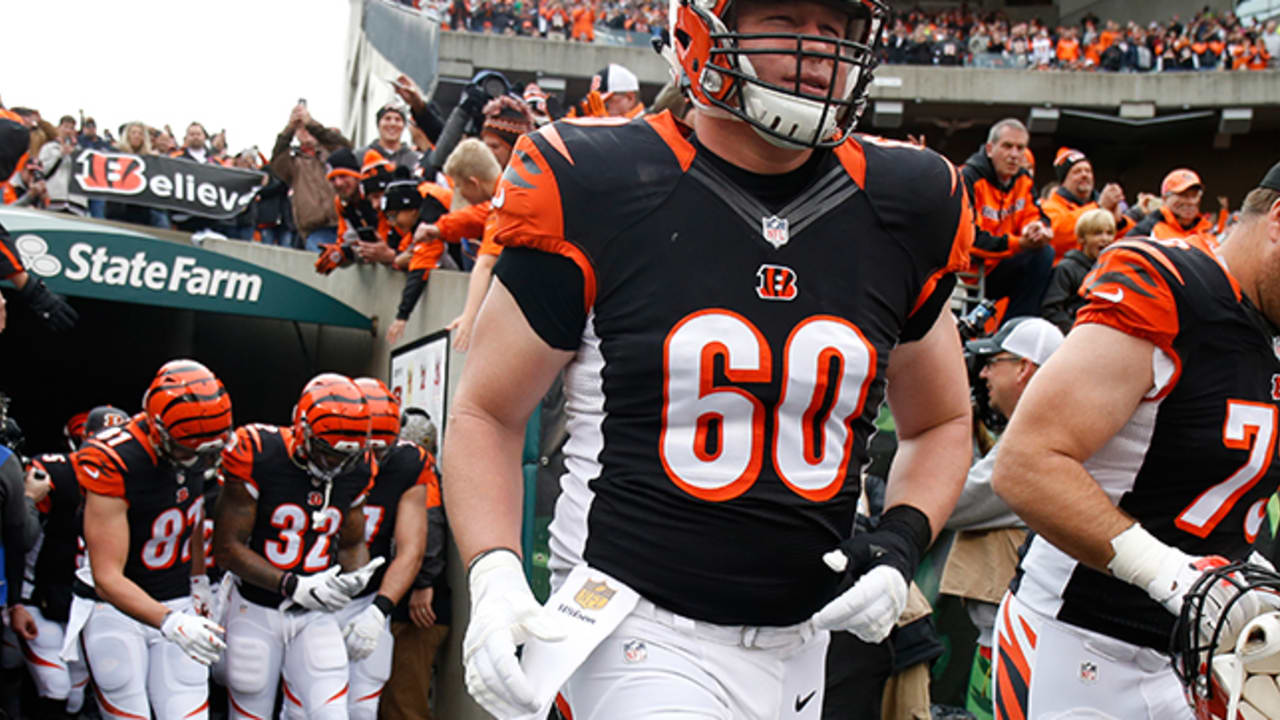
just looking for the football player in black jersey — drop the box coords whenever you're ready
[214,373,384,720]
[75,361,233,720]
[9,406,126,719]
[280,377,427,720]
[441,0,975,718]
[990,162,1280,719]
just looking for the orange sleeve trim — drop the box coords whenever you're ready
[0,240,24,276]
[74,449,126,498]
[832,137,868,188]
[478,211,502,256]
[910,170,975,316]
[642,112,695,172]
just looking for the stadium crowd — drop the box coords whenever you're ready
[2,3,1280,719]
[432,0,1280,71]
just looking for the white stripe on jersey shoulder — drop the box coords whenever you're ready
[547,311,606,592]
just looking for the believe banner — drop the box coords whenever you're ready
[71,149,264,220]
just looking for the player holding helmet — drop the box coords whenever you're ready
[72,361,233,720]
[443,0,975,717]
[213,373,384,720]
[278,378,431,720]
[991,161,1280,719]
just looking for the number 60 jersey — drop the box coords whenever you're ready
[491,112,974,627]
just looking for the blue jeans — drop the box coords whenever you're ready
[87,199,106,219]
[259,227,295,247]
[305,226,337,252]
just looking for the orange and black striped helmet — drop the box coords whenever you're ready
[353,377,401,460]
[292,373,371,481]
[63,410,90,451]
[142,359,233,470]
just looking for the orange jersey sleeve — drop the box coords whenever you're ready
[434,202,491,244]
[73,441,128,498]
[1074,241,1182,354]
[477,209,502,257]
[408,238,446,272]
[221,425,262,498]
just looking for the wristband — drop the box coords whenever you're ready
[372,594,395,617]
[880,504,933,559]
[279,572,298,597]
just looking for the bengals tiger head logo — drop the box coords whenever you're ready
[74,150,147,195]
[756,264,798,302]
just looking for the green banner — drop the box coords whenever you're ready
[1,209,370,330]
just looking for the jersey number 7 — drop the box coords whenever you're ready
[660,310,875,503]
[1176,399,1277,541]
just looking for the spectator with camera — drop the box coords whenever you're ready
[941,317,1064,720]
[271,102,352,251]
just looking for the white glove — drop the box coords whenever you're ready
[809,564,908,643]
[463,550,567,719]
[343,603,387,661]
[191,575,213,618]
[331,557,387,597]
[1109,524,1280,650]
[160,611,226,666]
[285,566,352,612]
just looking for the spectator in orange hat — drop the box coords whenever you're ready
[1128,168,1224,243]
[1041,147,1131,262]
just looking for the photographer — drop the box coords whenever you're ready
[36,115,87,216]
[271,102,352,251]
[9,158,48,208]
[939,317,1062,720]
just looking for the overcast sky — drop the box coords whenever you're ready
[5,0,352,154]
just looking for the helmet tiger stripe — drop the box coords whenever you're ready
[142,359,233,469]
[353,377,401,455]
[293,373,371,481]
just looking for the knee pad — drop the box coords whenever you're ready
[226,633,272,695]
[82,624,144,693]
[158,641,211,688]
[298,620,348,675]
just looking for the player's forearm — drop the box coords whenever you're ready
[189,512,206,577]
[378,491,427,603]
[92,569,169,628]
[992,438,1133,572]
[441,407,526,565]
[883,412,970,541]
[337,538,370,572]
[376,549,420,605]
[218,539,285,592]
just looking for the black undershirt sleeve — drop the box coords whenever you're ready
[900,275,956,343]
[493,247,587,351]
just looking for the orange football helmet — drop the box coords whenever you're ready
[353,377,401,462]
[292,373,371,482]
[665,0,887,148]
[142,359,233,472]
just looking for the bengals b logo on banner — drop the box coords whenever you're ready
[74,150,146,195]
[756,264,798,301]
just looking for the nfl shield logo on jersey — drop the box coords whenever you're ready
[622,640,647,664]
[1079,661,1098,684]
[761,215,790,249]
[574,579,616,611]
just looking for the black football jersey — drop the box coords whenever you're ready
[1013,237,1280,649]
[220,424,372,608]
[26,453,82,621]
[74,417,206,602]
[491,113,973,626]
[357,442,436,597]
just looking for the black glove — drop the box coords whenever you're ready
[835,504,932,582]
[18,277,77,331]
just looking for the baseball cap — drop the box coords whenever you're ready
[592,64,639,98]
[1260,161,1280,193]
[964,316,1065,367]
[376,103,407,122]
[1161,168,1203,196]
